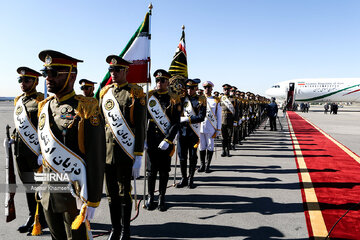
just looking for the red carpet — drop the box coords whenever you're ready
[287,111,360,239]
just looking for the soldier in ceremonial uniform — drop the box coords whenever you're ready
[12,67,46,233]
[99,55,145,240]
[220,84,238,157]
[145,69,181,211]
[198,81,221,173]
[37,50,106,239]
[176,78,206,189]
[235,90,244,145]
[79,79,96,97]
[197,88,204,96]
[230,86,240,150]
[213,91,220,98]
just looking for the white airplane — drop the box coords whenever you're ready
[265,78,360,103]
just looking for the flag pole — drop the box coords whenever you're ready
[143,2,152,208]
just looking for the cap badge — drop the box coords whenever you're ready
[45,55,52,65]
[20,70,25,75]
[111,58,117,65]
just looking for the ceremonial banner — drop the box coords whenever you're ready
[102,90,135,160]
[147,95,171,135]
[169,27,188,77]
[14,96,40,156]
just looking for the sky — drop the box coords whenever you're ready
[1,0,360,97]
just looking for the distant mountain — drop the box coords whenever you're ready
[0,97,14,101]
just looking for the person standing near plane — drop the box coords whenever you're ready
[266,97,278,131]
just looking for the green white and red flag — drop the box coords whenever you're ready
[95,10,151,98]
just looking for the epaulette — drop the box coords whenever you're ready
[129,84,145,99]
[74,95,100,119]
[169,91,181,104]
[148,89,155,98]
[198,95,207,106]
[38,95,55,117]
[99,84,114,100]
[35,92,45,103]
[14,93,24,106]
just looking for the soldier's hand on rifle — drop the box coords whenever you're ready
[132,156,142,178]
[158,140,169,150]
[180,117,189,123]
[37,154,43,166]
[84,206,96,222]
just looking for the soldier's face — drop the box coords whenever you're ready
[19,77,36,93]
[186,86,197,96]
[204,86,212,95]
[223,88,230,95]
[44,67,75,93]
[156,78,169,91]
[110,67,127,84]
[81,86,94,97]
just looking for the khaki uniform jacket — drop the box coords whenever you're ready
[38,92,106,212]
[220,95,238,126]
[99,82,146,164]
[13,91,44,182]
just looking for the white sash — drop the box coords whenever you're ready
[38,101,88,203]
[147,95,171,135]
[14,96,40,156]
[205,99,217,131]
[221,96,235,115]
[183,97,200,138]
[102,90,135,160]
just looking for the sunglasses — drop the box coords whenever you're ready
[186,86,196,90]
[109,66,126,73]
[156,78,167,83]
[80,86,92,91]
[41,68,74,78]
[204,86,212,89]
[18,77,35,83]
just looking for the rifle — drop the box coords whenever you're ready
[4,125,16,222]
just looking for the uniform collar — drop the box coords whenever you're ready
[157,90,168,95]
[115,81,128,89]
[57,90,75,103]
[25,89,37,97]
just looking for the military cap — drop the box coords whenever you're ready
[153,69,171,79]
[203,81,214,87]
[185,78,201,87]
[230,86,237,91]
[240,91,245,96]
[106,55,132,68]
[17,67,41,79]
[213,91,220,95]
[39,50,83,69]
[79,79,97,87]
[222,84,232,89]
[235,90,241,94]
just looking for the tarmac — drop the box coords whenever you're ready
[0,101,359,240]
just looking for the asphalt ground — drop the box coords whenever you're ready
[0,101,359,240]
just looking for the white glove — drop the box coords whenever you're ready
[233,122,237,127]
[158,140,170,150]
[246,117,249,120]
[144,141,148,150]
[84,206,96,222]
[242,117,245,121]
[180,117,189,123]
[238,119,242,125]
[37,154,43,165]
[132,155,142,178]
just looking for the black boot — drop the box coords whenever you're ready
[158,172,169,211]
[145,173,157,210]
[197,150,206,172]
[221,140,227,157]
[120,201,132,240]
[188,161,196,189]
[107,202,121,240]
[176,161,188,188]
[18,192,36,233]
[205,150,214,173]
[226,144,231,157]
[18,215,34,233]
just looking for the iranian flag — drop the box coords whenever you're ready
[95,10,151,98]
